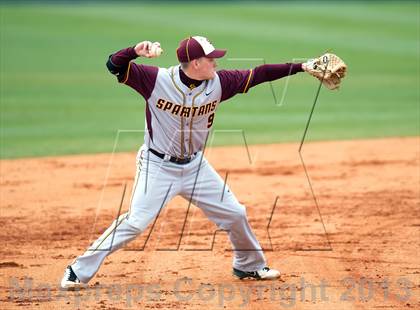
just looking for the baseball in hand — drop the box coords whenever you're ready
[149,42,163,58]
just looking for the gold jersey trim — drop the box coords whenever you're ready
[243,69,253,93]
[122,61,132,84]
[170,67,187,159]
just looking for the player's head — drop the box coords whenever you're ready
[176,36,226,80]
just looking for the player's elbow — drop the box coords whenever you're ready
[106,55,119,75]
[106,55,127,82]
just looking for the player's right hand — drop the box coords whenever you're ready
[134,41,162,58]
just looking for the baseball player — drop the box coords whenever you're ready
[61,36,346,289]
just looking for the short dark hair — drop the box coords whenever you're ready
[180,62,189,70]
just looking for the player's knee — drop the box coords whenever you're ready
[230,204,247,223]
[126,207,158,232]
[125,217,144,233]
[125,212,151,233]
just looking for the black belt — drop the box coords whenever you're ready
[149,148,196,165]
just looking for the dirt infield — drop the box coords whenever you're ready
[0,137,419,309]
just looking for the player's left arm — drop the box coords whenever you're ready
[218,63,303,102]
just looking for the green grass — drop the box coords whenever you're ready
[1,2,419,158]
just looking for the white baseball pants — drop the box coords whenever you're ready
[72,145,266,283]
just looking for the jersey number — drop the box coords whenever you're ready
[207,113,215,128]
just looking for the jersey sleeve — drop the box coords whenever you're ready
[217,69,254,102]
[106,47,159,100]
[217,63,303,103]
[120,63,159,100]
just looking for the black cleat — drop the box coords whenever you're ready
[233,266,280,280]
[60,265,83,289]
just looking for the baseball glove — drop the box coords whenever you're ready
[302,53,347,90]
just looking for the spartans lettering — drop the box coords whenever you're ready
[156,99,217,118]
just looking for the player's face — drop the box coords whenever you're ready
[197,57,217,80]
